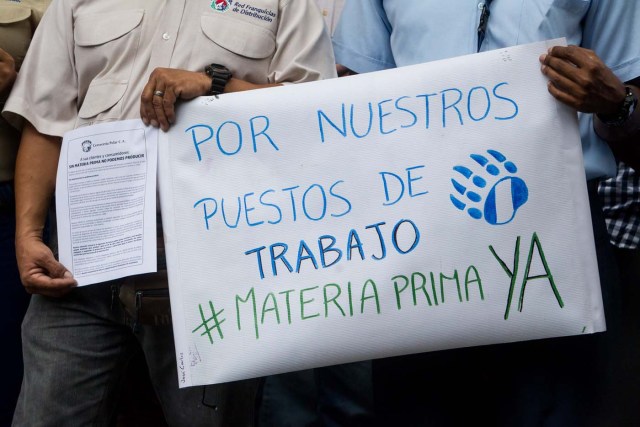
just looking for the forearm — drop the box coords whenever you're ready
[182,71,281,95]
[594,84,640,142]
[170,70,281,95]
[14,122,61,242]
[225,77,281,93]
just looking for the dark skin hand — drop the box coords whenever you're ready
[539,45,627,115]
[541,45,640,168]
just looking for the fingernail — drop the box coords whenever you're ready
[142,118,149,126]
[64,270,74,279]
[151,120,159,128]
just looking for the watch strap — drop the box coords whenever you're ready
[597,86,638,127]
[205,63,232,96]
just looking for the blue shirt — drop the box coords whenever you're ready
[333,0,640,179]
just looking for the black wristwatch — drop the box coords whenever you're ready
[597,86,638,127]
[205,63,232,96]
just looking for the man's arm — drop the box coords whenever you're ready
[14,122,76,296]
[594,78,640,171]
[139,68,281,132]
[540,46,640,169]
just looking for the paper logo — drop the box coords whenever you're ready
[211,0,232,12]
[81,140,92,153]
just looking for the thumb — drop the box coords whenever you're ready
[43,256,74,280]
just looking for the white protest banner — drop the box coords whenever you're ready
[158,39,604,387]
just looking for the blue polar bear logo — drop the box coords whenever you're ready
[450,149,528,225]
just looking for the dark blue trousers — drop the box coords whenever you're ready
[0,182,30,427]
[372,179,622,426]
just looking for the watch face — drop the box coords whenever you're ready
[206,64,231,79]
[210,63,229,73]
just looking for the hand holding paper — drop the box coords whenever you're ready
[55,119,158,286]
[15,237,76,297]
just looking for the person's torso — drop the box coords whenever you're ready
[380,0,625,179]
[382,0,590,66]
[68,0,284,128]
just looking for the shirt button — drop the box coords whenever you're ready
[162,32,170,40]
[478,2,484,9]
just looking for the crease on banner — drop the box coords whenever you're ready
[543,39,605,333]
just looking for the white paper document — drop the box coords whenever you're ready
[56,119,158,286]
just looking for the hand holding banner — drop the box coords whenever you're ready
[158,39,604,387]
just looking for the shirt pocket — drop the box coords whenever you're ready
[0,4,33,71]
[195,13,276,84]
[74,10,144,119]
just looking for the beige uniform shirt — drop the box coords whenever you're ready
[0,0,50,181]
[3,0,336,267]
[3,0,336,136]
